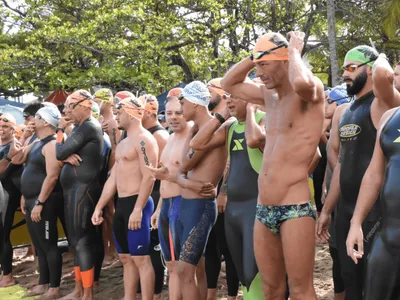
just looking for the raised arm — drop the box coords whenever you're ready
[245,105,266,149]
[189,109,232,151]
[221,59,264,105]
[372,54,400,108]
[288,31,322,103]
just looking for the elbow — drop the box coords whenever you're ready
[189,140,202,150]
[220,77,233,93]
[246,138,261,149]
[373,66,394,83]
[56,151,68,161]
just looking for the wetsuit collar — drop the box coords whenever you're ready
[355,90,374,102]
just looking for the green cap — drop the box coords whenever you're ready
[344,45,379,66]
[92,101,100,119]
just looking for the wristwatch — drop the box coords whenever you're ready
[35,199,44,206]
[56,127,65,133]
[249,53,254,61]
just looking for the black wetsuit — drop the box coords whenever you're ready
[21,135,62,287]
[0,142,22,276]
[137,124,166,295]
[56,118,104,287]
[364,107,400,300]
[337,91,381,300]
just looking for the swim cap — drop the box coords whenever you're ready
[91,101,100,119]
[344,45,379,66]
[328,85,351,106]
[94,88,113,103]
[143,94,159,114]
[207,78,225,96]
[167,88,183,97]
[114,91,135,104]
[0,113,16,128]
[118,96,145,120]
[253,33,289,62]
[181,81,211,107]
[67,90,93,109]
[42,102,58,109]
[37,106,61,128]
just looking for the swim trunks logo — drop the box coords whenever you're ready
[232,139,245,151]
[393,129,400,143]
[339,124,362,139]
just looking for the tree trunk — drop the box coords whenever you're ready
[327,0,340,86]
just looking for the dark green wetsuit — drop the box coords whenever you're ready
[225,111,264,298]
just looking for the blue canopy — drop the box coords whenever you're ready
[0,98,25,108]
[0,99,25,124]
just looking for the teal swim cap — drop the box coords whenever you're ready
[344,45,379,66]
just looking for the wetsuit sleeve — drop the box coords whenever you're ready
[56,123,92,161]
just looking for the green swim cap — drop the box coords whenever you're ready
[94,88,113,103]
[92,101,100,119]
[344,45,379,66]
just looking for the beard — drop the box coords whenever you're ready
[346,71,368,96]
[208,95,221,112]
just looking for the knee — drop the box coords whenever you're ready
[133,256,152,271]
[176,264,195,283]
[119,254,132,265]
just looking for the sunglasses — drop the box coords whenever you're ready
[342,58,377,72]
[327,96,349,104]
[253,42,288,60]
[178,95,184,101]
[23,113,31,119]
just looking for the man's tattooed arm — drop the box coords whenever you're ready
[220,159,230,195]
[140,141,150,166]
[112,128,118,146]
[188,148,195,159]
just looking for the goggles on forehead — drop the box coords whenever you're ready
[34,114,43,120]
[327,96,349,104]
[115,98,143,110]
[0,117,12,123]
[252,41,288,60]
[69,92,94,109]
[23,113,31,119]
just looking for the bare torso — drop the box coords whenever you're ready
[160,133,185,198]
[260,89,324,205]
[115,135,142,197]
[181,129,227,199]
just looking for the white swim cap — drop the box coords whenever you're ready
[182,81,211,107]
[37,106,61,128]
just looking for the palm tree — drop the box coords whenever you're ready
[382,0,400,38]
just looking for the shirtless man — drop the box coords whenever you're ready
[92,95,158,300]
[174,81,226,300]
[149,95,192,300]
[221,32,324,299]
[394,62,400,92]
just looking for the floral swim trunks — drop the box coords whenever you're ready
[256,201,316,234]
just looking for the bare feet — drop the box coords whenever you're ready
[58,290,82,300]
[23,284,48,297]
[0,275,16,287]
[37,287,61,300]
[22,277,39,288]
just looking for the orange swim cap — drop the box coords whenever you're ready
[67,90,93,109]
[207,78,226,96]
[167,88,183,97]
[118,96,145,120]
[253,33,289,62]
[142,95,159,114]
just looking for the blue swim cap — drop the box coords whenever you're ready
[328,85,351,106]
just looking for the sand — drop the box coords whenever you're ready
[0,245,334,299]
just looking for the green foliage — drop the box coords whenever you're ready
[0,0,400,97]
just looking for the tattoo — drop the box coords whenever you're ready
[140,141,150,166]
[112,128,117,145]
[221,160,230,195]
[188,148,195,159]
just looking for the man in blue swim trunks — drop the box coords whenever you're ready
[92,94,158,300]
[170,81,226,300]
[222,31,324,299]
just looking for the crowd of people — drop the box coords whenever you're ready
[0,29,399,300]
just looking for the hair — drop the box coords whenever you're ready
[57,104,65,115]
[23,101,45,115]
